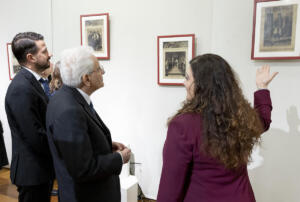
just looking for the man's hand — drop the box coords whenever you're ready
[112,142,131,164]
[112,141,125,152]
[119,148,131,164]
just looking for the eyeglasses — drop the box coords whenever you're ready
[90,65,105,74]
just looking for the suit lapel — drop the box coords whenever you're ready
[63,86,112,146]
[94,112,112,144]
[82,105,112,149]
[20,68,49,103]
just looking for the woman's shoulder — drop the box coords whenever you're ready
[168,113,203,144]
[170,113,203,131]
[172,112,202,123]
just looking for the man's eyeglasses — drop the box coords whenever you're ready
[91,65,105,74]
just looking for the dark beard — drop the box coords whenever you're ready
[35,61,50,71]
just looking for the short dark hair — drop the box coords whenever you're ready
[11,32,44,65]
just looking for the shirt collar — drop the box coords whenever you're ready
[76,88,91,105]
[23,66,42,81]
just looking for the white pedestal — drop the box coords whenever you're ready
[121,175,138,202]
[120,161,138,202]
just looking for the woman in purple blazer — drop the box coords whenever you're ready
[157,54,278,202]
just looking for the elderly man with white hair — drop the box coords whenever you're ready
[46,46,131,202]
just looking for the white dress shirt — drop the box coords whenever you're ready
[76,88,91,105]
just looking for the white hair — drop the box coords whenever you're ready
[60,46,95,88]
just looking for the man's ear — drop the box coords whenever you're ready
[26,53,36,64]
[81,74,91,87]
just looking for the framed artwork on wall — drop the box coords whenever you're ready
[80,13,110,59]
[251,0,300,60]
[157,34,195,86]
[7,43,21,80]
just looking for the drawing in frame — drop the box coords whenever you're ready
[80,13,110,59]
[157,34,195,86]
[7,43,21,80]
[251,0,300,60]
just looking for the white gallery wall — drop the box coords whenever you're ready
[211,1,300,202]
[0,0,299,201]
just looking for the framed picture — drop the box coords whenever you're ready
[251,0,300,60]
[80,13,110,59]
[157,34,195,86]
[7,43,21,80]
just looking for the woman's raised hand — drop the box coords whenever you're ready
[256,65,278,89]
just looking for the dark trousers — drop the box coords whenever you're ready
[17,182,53,202]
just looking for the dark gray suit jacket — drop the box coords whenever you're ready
[5,68,54,185]
[46,85,123,202]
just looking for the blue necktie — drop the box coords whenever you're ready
[39,78,51,98]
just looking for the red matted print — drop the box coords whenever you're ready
[251,0,300,60]
[7,43,21,80]
[81,13,110,59]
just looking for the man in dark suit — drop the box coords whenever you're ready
[46,46,131,202]
[5,32,54,202]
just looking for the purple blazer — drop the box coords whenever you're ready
[157,90,272,202]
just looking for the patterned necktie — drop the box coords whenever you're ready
[39,78,51,98]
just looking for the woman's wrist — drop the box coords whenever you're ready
[256,83,268,90]
[257,86,268,90]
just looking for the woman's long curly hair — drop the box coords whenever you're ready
[170,54,263,169]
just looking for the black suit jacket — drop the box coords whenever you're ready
[5,68,54,186]
[0,121,8,168]
[46,85,123,202]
